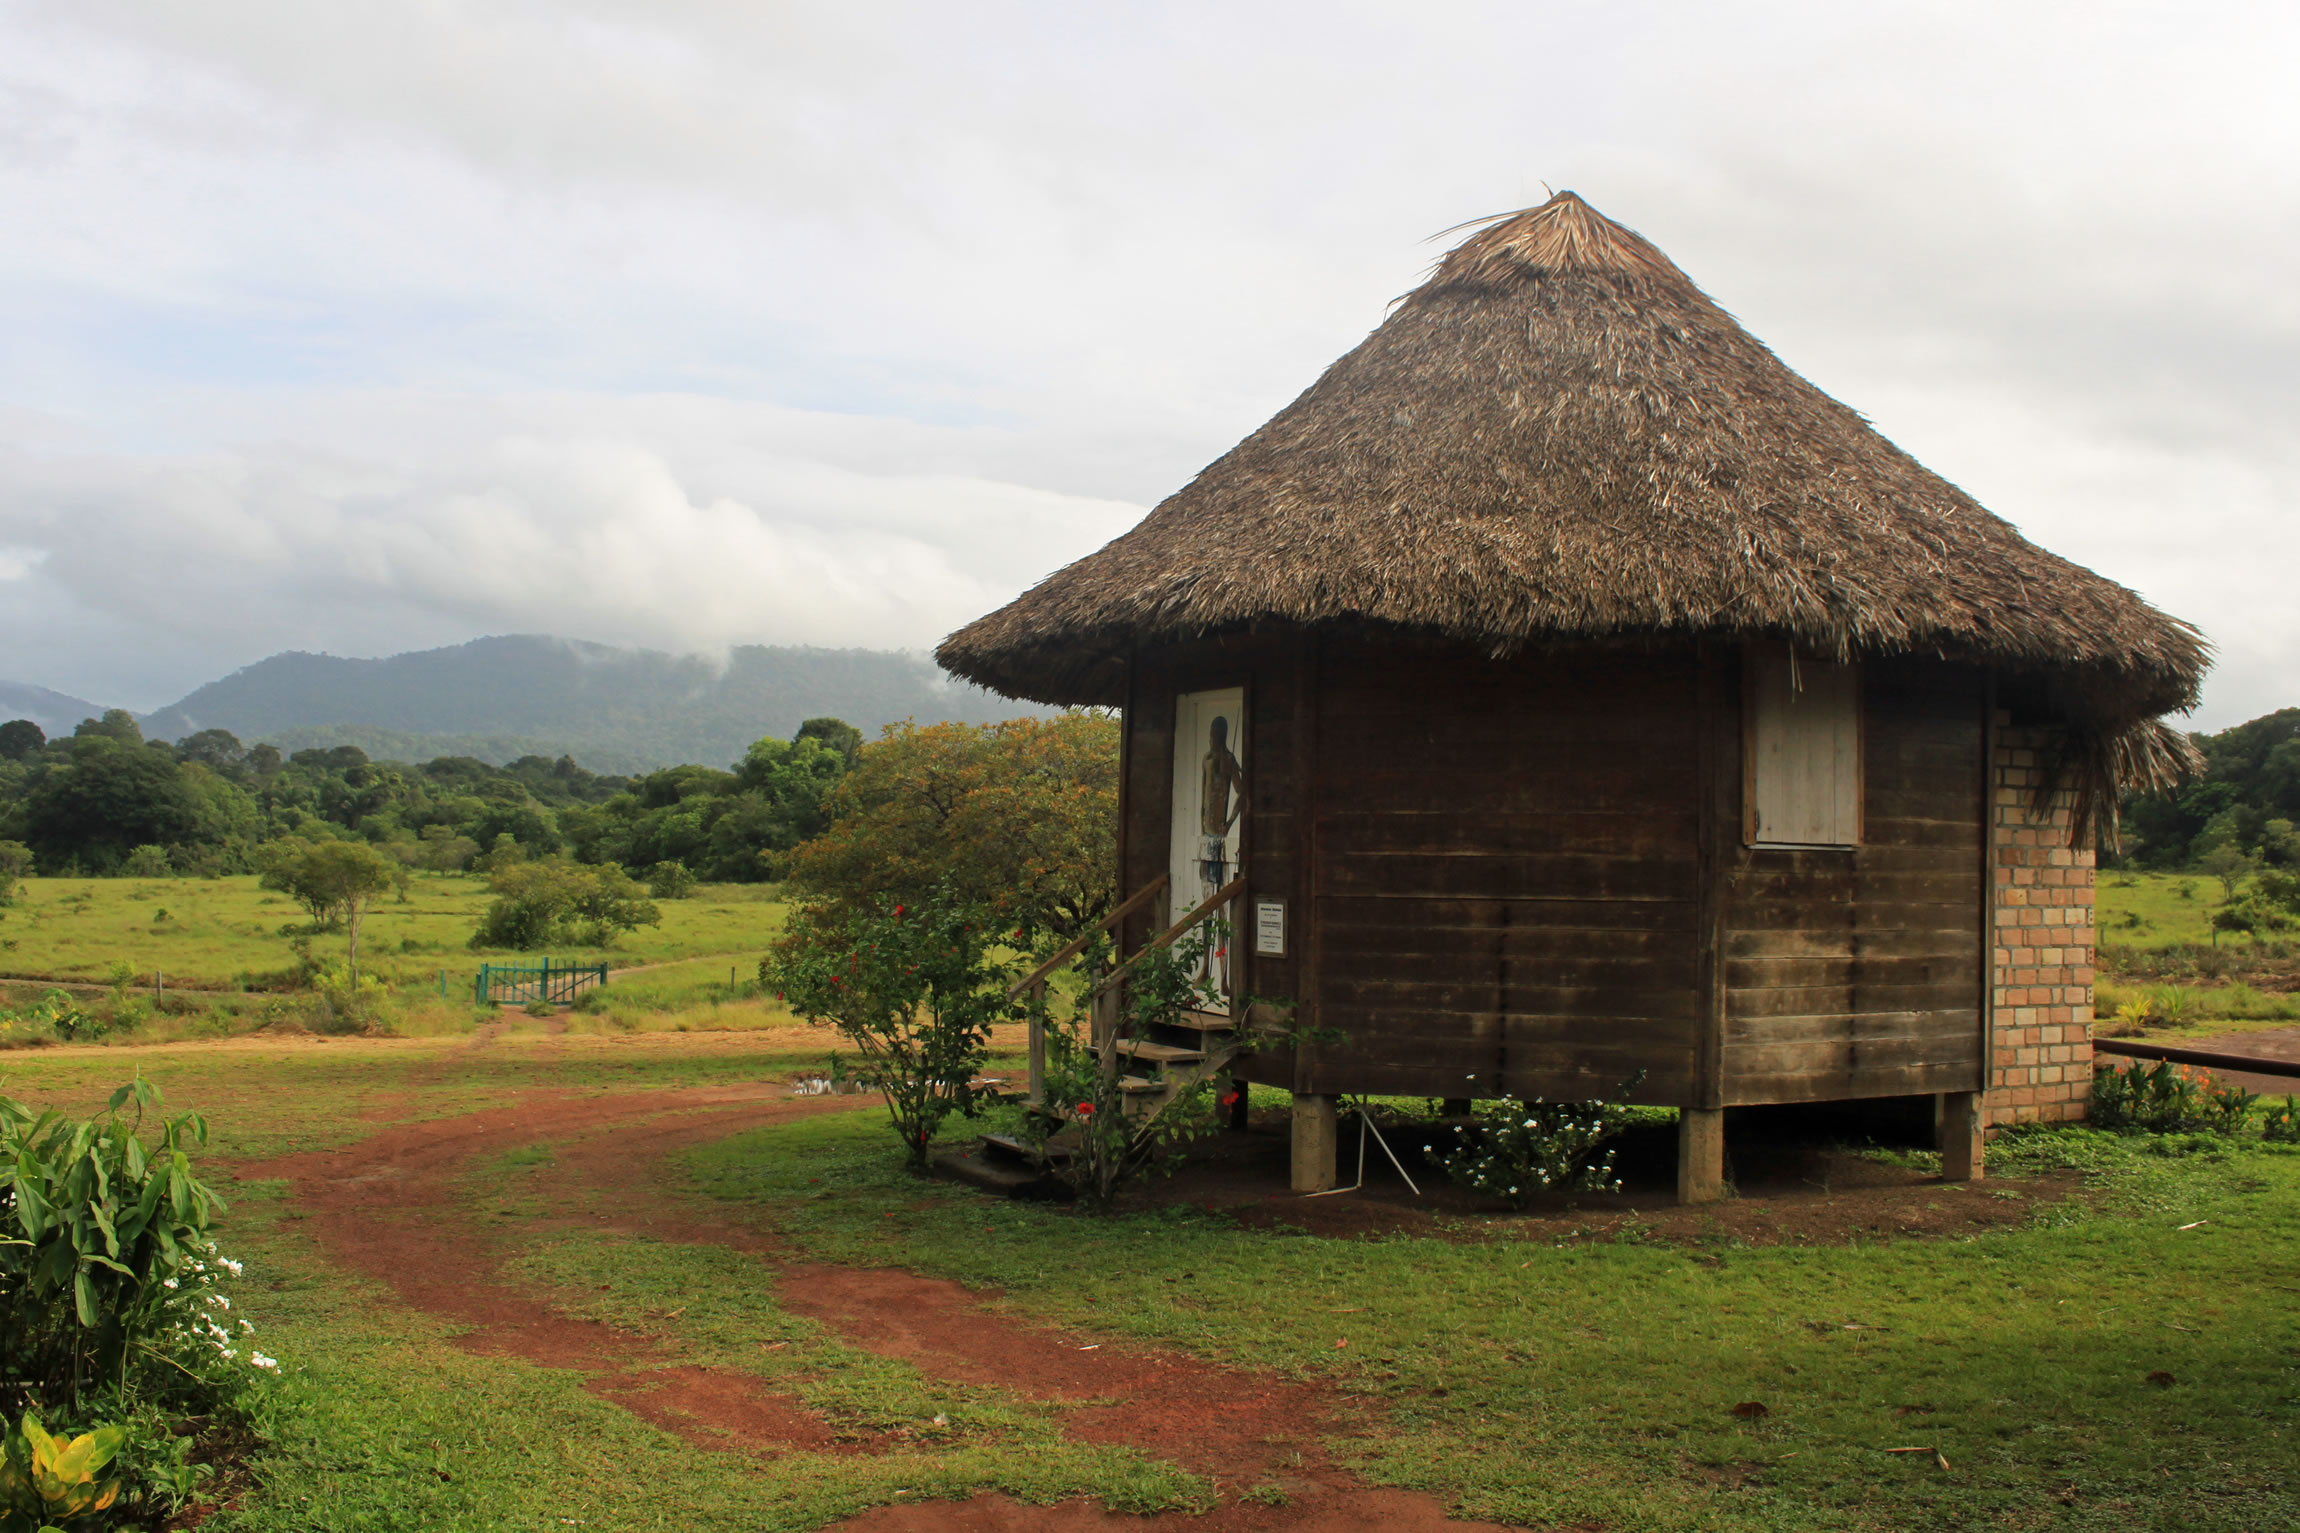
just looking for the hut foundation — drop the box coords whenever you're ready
[1677,1108,1726,1204]
[1290,1093,1339,1193]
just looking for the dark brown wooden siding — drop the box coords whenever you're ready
[1719,658,1986,1104]
[1297,639,1704,1102]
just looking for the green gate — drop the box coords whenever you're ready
[475,959,608,1006]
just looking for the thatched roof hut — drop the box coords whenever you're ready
[942,192,2204,818]
[939,192,2208,1200]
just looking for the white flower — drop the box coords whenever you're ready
[239,1319,255,1333]
[208,1294,231,1310]
[220,1349,238,1361]
[218,1258,245,1277]
[251,1353,278,1371]
[162,1278,178,1290]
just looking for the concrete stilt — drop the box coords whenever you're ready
[1290,1093,1339,1193]
[1677,1106,1726,1204]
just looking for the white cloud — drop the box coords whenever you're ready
[0,2,2292,726]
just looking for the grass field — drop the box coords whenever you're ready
[2095,870,2300,1031]
[2095,869,2220,950]
[0,874,787,994]
[2,1033,2295,1531]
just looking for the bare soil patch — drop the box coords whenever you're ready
[237,1080,1521,1529]
[1116,1108,2081,1248]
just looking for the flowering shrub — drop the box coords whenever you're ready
[769,893,1019,1167]
[0,990,94,1046]
[0,1079,275,1518]
[2263,1097,2300,1144]
[1422,1074,1645,1210]
[2090,1058,2255,1135]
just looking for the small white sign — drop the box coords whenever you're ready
[1253,898,1286,957]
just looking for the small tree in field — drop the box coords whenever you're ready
[262,839,403,983]
[768,895,1018,1168]
[0,839,31,904]
[470,858,660,950]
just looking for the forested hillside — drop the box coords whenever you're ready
[2120,707,2300,867]
[138,634,1046,771]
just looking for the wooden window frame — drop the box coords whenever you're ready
[1741,641,1865,850]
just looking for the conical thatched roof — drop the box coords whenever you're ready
[940,192,2205,770]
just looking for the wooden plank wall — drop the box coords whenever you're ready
[1719,657,1986,1104]
[1300,637,1704,1102]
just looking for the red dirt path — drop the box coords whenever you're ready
[238,1080,1522,1531]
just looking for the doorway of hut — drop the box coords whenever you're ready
[1170,687,1244,1007]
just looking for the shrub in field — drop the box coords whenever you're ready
[2260,1097,2299,1144]
[769,894,1017,1168]
[470,858,660,950]
[2090,1058,2256,1135]
[118,845,173,879]
[1422,1074,1645,1210]
[0,841,29,904]
[0,1079,273,1518]
[0,991,95,1047]
[308,961,390,1034]
[645,860,698,900]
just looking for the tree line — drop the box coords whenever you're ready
[2118,706,2300,870]
[0,709,861,882]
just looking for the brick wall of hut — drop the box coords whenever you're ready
[1987,715,2096,1127]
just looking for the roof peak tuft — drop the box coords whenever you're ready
[1429,190,1691,288]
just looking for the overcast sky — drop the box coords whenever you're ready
[1,1,2293,728]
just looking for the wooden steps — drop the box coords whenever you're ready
[1113,1038,1207,1065]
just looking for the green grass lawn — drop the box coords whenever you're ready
[4,1036,2296,1531]
[2095,870,2220,950]
[0,875,789,993]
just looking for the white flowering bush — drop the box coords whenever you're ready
[0,1078,277,1517]
[1422,1072,1645,1210]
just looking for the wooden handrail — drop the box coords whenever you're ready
[1004,873,1170,1001]
[1092,874,1249,997]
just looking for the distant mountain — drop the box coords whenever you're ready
[136,635,1049,771]
[0,681,112,738]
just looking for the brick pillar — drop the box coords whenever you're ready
[1986,715,2096,1129]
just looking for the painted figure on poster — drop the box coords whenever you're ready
[1197,713,1245,992]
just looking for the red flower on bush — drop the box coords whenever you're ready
[1075,1102,1095,1118]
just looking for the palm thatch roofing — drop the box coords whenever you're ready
[939,192,2206,793]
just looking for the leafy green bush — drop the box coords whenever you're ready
[2262,1096,2300,1144]
[0,842,29,906]
[470,858,660,950]
[0,991,93,1047]
[0,1079,274,1517]
[1,1412,125,1531]
[1421,1074,1645,1209]
[308,961,391,1034]
[769,894,1017,1167]
[644,860,698,900]
[2090,1058,2255,1135]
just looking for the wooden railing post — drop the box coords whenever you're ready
[1027,979,1047,1104]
